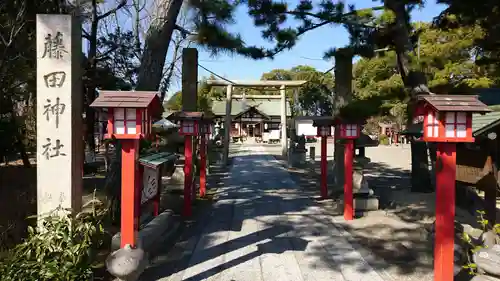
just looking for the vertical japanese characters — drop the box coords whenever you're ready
[40,31,67,159]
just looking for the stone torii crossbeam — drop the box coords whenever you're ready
[206,80,307,164]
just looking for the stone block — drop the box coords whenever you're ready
[289,151,306,168]
[308,146,316,162]
[471,275,500,281]
[162,164,185,192]
[111,210,175,252]
[106,244,148,281]
[474,244,500,276]
[353,170,374,195]
[354,196,379,211]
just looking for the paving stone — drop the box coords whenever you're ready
[142,144,390,281]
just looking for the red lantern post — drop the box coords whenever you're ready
[90,91,162,248]
[167,111,210,217]
[336,122,361,221]
[312,117,335,199]
[416,95,491,281]
[199,120,212,198]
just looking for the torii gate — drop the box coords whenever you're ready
[206,80,307,164]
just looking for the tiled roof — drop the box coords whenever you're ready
[211,98,291,116]
[418,95,491,113]
[90,91,160,109]
[472,111,500,135]
[165,111,213,121]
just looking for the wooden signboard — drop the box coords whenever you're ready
[456,145,492,186]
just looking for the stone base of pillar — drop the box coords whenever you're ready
[353,195,379,211]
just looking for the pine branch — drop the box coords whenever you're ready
[190,0,386,60]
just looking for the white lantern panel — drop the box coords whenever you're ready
[427,112,434,124]
[433,125,439,137]
[457,112,466,123]
[127,125,137,134]
[445,124,455,137]
[426,124,433,137]
[346,128,352,137]
[445,112,455,123]
[182,121,195,134]
[456,124,467,137]
[114,108,125,120]
[115,121,125,134]
[126,108,136,121]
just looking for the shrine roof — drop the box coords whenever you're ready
[90,91,160,108]
[211,99,291,116]
[165,111,214,121]
[418,95,491,113]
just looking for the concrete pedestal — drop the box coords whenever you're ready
[289,148,307,168]
[352,163,379,212]
[354,194,379,211]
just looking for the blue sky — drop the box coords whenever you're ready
[165,0,447,96]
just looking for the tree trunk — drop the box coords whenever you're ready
[9,111,31,168]
[385,0,433,193]
[84,0,99,154]
[135,0,184,91]
[104,0,184,225]
[333,48,354,190]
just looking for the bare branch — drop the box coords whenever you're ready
[82,28,91,40]
[97,0,127,20]
[96,46,119,61]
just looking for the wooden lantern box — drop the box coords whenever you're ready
[90,91,163,140]
[416,95,491,143]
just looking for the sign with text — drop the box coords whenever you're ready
[36,14,82,218]
[141,166,159,204]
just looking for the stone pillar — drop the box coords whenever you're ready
[36,14,83,222]
[358,147,365,157]
[333,49,354,189]
[309,146,316,162]
[280,85,287,158]
[223,85,233,165]
[182,48,198,112]
[181,48,198,196]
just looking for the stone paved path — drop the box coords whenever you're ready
[142,144,388,281]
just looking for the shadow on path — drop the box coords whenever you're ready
[141,147,434,281]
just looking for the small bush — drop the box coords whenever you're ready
[379,134,389,145]
[0,201,107,281]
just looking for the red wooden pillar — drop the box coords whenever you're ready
[434,142,456,281]
[320,136,328,198]
[183,136,193,217]
[121,139,139,248]
[135,163,143,229]
[344,139,354,221]
[200,134,207,197]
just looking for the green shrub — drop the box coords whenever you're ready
[0,201,107,281]
[379,134,389,145]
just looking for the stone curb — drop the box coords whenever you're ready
[108,210,180,281]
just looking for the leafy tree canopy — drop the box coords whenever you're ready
[347,21,491,119]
